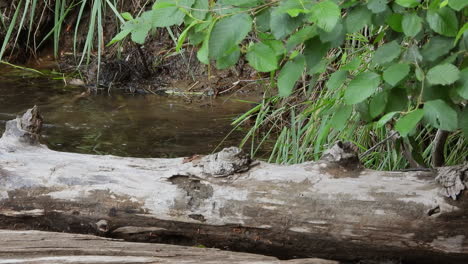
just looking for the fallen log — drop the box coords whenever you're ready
[0,229,337,264]
[0,107,467,263]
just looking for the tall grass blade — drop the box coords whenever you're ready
[11,0,31,56]
[37,2,75,51]
[0,0,23,60]
[97,0,103,86]
[26,0,37,51]
[74,0,87,58]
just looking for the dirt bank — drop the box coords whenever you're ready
[1,0,265,96]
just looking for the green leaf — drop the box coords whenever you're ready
[326,70,347,90]
[264,39,286,56]
[309,0,341,32]
[208,13,252,59]
[344,72,381,105]
[395,0,420,8]
[367,0,388,13]
[423,84,452,102]
[197,20,215,64]
[319,22,345,47]
[212,0,249,15]
[448,0,468,11]
[372,41,401,65]
[188,30,205,45]
[372,7,392,27]
[114,10,156,45]
[415,67,424,81]
[285,26,317,51]
[152,1,176,8]
[455,23,468,44]
[386,89,408,112]
[286,8,308,17]
[386,13,403,32]
[270,7,303,39]
[426,8,459,37]
[107,28,131,46]
[356,102,372,122]
[376,111,398,128]
[278,55,305,97]
[151,0,195,27]
[121,12,133,21]
[246,42,279,72]
[176,21,198,52]
[304,37,330,73]
[383,63,410,86]
[131,24,151,44]
[197,38,209,64]
[342,57,362,71]
[256,9,271,32]
[395,110,424,137]
[216,47,240,69]
[420,36,453,62]
[370,91,388,118]
[275,0,308,13]
[424,100,458,131]
[402,13,422,37]
[455,68,468,99]
[223,0,262,8]
[309,59,328,74]
[330,105,353,131]
[460,107,468,138]
[345,6,372,33]
[426,64,460,85]
[192,0,209,20]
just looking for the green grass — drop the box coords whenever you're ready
[230,30,467,170]
[1,0,124,68]
[234,95,466,170]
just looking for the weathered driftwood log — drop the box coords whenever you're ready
[0,229,337,264]
[0,107,467,263]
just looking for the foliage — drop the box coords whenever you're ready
[1,0,466,168]
[108,0,467,168]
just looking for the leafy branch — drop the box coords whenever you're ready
[109,0,468,167]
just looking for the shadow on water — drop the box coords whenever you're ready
[0,66,256,158]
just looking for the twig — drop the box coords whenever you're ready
[359,131,398,159]
[431,129,449,167]
[187,81,199,91]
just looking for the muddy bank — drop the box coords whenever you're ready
[60,29,264,96]
[1,0,265,96]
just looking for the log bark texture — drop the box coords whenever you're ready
[0,107,467,263]
[0,229,337,264]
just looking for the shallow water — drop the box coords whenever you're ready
[0,66,255,158]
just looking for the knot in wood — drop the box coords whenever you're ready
[320,141,360,167]
[200,147,251,177]
[436,163,468,200]
[95,219,110,233]
[2,106,43,145]
[20,105,43,135]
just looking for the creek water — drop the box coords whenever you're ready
[0,66,255,158]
